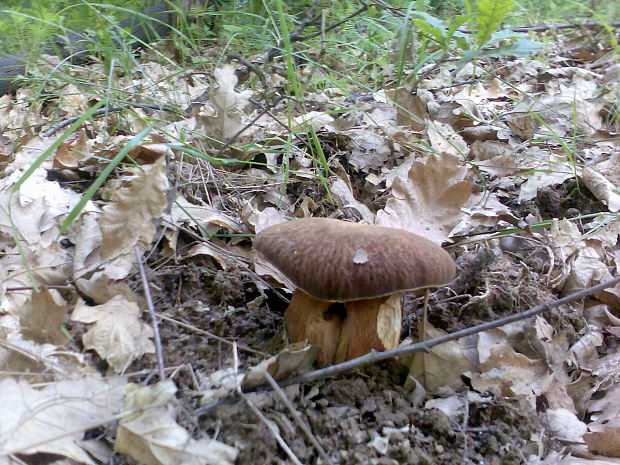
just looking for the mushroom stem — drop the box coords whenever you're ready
[335,293,402,363]
[285,289,344,366]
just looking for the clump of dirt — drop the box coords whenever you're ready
[415,248,582,345]
[518,178,606,222]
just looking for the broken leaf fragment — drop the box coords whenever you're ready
[115,381,238,465]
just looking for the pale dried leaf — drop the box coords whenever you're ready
[585,216,620,249]
[426,121,469,156]
[242,343,319,390]
[198,64,252,148]
[0,168,84,247]
[14,287,70,345]
[75,270,142,305]
[100,155,169,267]
[242,205,287,234]
[375,152,472,243]
[54,130,94,168]
[563,247,614,296]
[568,328,604,367]
[199,367,244,405]
[559,457,620,465]
[583,384,620,456]
[471,344,573,410]
[0,375,126,462]
[425,392,491,421]
[72,296,154,372]
[345,129,393,172]
[115,381,238,465]
[549,219,586,258]
[408,322,473,391]
[330,177,375,224]
[519,167,574,203]
[546,408,587,444]
[292,111,334,131]
[169,194,243,234]
[582,167,620,213]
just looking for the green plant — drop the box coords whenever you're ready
[398,0,543,84]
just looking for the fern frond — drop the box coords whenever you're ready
[473,0,514,46]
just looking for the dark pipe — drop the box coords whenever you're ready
[0,2,178,96]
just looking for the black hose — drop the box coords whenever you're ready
[0,2,178,96]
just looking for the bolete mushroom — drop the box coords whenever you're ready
[254,218,456,366]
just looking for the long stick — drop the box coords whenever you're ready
[197,275,620,414]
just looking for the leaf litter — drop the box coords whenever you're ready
[0,19,618,465]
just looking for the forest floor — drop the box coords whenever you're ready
[0,8,619,465]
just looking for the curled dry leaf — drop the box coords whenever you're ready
[517,152,574,203]
[563,247,614,296]
[100,154,169,269]
[54,129,94,168]
[375,152,472,244]
[470,344,574,411]
[344,129,394,172]
[0,375,126,463]
[115,381,238,465]
[330,177,375,224]
[242,205,288,234]
[546,408,587,444]
[582,167,620,213]
[426,121,469,156]
[407,322,473,391]
[0,168,84,246]
[197,64,253,156]
[425,392,492,421]
[169,194,243,235]
[14,286,70,345]
[72,295,154,372]
[242,343,319,390]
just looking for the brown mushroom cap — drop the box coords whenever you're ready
[254,218,456,302]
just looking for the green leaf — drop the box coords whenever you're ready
[473,0,515,47]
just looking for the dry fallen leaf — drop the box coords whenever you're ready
[242,343,319,390]
[115,381,238,465]
[0,375,126,463]
[407,322,473,391]
[546,408,587,444]
[582,166,620,213]
[72,295,154,372]
[14,286,70,345]
[471,344,573,411]
[375,152,472,243]
[197,64,253,155]
[100,153,169,275]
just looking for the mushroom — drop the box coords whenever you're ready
[254,218,456,366]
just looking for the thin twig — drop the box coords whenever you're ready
[198,275,620,413]
[135,247,166,381]
[263,371,333,465]
[42,102,179,137]
[233,343,303,465]
[157,313,270,357]
[301,2,369,42]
